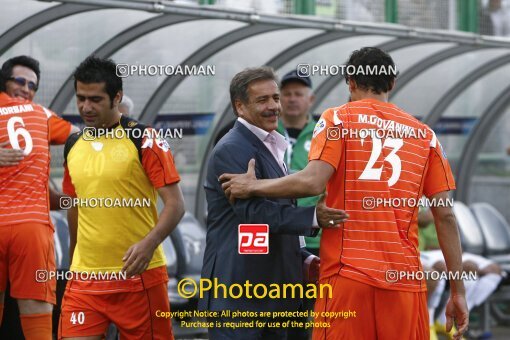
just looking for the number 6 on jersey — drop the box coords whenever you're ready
[7,116,33,155]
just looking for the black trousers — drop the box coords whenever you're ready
[207,316,289,340]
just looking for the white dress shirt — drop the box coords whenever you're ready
[237,117,288,174]
[237,117,319,249]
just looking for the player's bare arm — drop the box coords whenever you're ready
[430,191,469,340]
[121,183,185,277]
[221,158,334,199]
[49,187,67,210]
[221,159,348,226]
[67,205,78,264]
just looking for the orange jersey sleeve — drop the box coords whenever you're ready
[422,137,456,197]
[62,164,77,198]
[308,108,344,169]
[47,111,72,145]
[141,131,180,188]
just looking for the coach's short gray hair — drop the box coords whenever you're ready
[229,66,278,116]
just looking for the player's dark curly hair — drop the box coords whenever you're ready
[73,56,122,106]
[345,47,398,94]
[0,55,41,92]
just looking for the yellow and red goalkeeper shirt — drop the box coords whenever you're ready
[63,115,180,274]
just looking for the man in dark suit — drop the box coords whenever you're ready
[199,67,348,340]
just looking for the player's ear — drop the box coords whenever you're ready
[388,79,396,92]
[348,78,357,93]
[309,89,316,105]
[235,99,247,117]
[113,90,123,108]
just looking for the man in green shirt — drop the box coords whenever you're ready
[276,70,321,255]
[276,70,320,340]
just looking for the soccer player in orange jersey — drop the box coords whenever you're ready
[0,82,57,339]
[0,56,79,211]
[220,47,468,340]
[0,56,79,338]
[0,56,79,164]
[0,56,79,160]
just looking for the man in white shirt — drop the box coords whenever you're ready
[199,66,348,340]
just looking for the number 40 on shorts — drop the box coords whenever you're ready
[70,311,85,325]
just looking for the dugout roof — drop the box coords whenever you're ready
[2,0,510,218]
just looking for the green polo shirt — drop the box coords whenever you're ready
[277,117,321,249]
[418,223,440,251]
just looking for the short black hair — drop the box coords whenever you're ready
[73,56,122,103]
[345,47,398,94]
[0,55,41,91]
[229,66,278,116]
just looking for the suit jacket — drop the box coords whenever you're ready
[198,121,317,313]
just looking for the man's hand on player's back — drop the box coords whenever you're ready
[316,192,349,228]
[0,141,24,166]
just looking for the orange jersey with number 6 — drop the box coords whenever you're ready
[0,92,51,227]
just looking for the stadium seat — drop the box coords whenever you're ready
[471,203,510,261]
[452,201,486,255]
[451,202,510,331]
[470,203,510,327]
